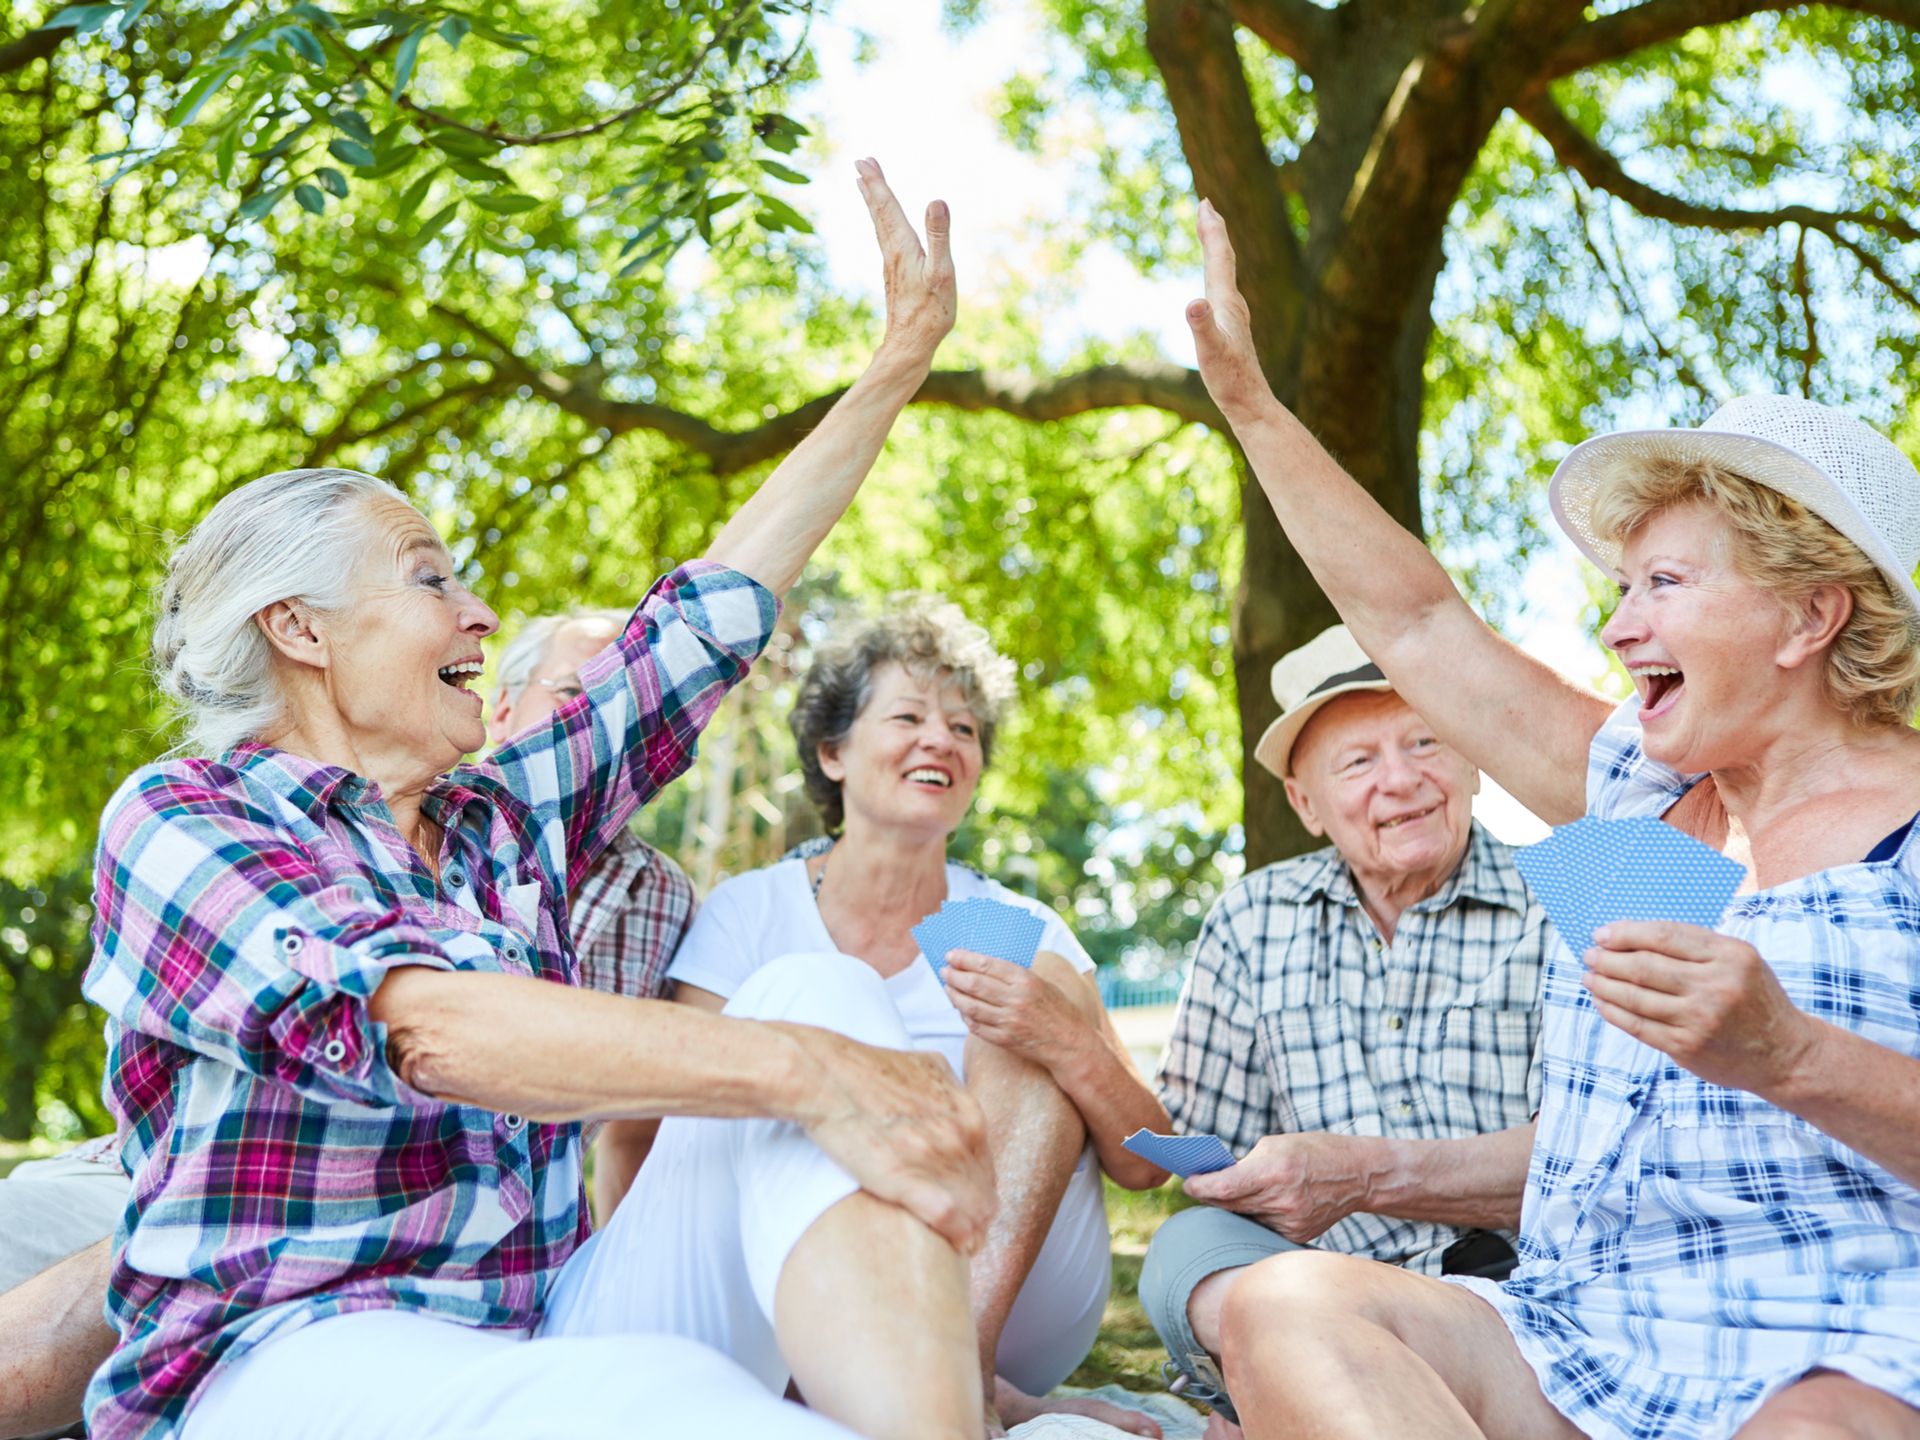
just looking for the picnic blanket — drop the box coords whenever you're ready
[1007,1385,1209,1439]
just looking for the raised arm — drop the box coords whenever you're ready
[1186,201,1609,824]
[703,158,955,600]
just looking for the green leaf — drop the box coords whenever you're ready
[411,201,460,249]
[470,191,538,214]
[46,4,118,36]
[328,137,377,168]
[761,128,800,155]
[236,184,289,220]
[260,117,316,160]
[617,240,672,278]
[294,182,326,214]
[167,68,230,128]
[438,15,470,48]
[706,190,747,217]
[755,193,813,234]
[390,26,425,98]
[617,214,665,258]
[290,3,340,28]
[756,158,809,185]
[315,165,348,198]
[426,126,499,161]
[698,140,726,163]
[282,25,326,66]
[332,110,374,146]
[215,122,239,186]
[448,158,504,183]
[396,170,436,217]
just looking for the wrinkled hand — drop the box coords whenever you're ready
[1185,198,1278,430]
[995,1377,1163,1439]
[1182,1132,1382,1244]
[774,1022,995,1254]
[942,949,1087,1066]
[855,156,955,368]
[1584,921,1821,1097]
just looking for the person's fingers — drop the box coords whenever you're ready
[1197,197,1240,302]
[1583,946,1691,995]
[1185,297,1215,335]
[1582,969,1685,1021]
[855,155,915,256]
[1592,920,1727,962]
[1590,993,1684,1054]
[924,197,951,271]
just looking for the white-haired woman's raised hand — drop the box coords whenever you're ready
[1186,198,1279,430]
[856,156,956,371]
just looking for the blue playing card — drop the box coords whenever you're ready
[913,897,1046,981]
[1516,816,1743,959]
[1121,1129,1238,1177]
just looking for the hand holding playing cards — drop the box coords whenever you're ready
[1182,1133,1381,1243]
[775,1023,996,1254]
[855,157,955,370]
[942,949,1089,1063]
[1583,921,1820,1097]
[1187,199,1279,431]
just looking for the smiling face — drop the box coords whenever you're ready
[1283,689,1477,897]
[819,662,983,840]
[266,496,501,781]
[1600,501,1809,773]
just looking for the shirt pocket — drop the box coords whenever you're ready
[1435,1006,1536,1130]
[1257,1002,1380,1135]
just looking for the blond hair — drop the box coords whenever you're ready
[1588,456,1920,727]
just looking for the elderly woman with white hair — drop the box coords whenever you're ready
[669,597,1171,1438]
[1178,203,1920,1440]
[79,163,996,1440]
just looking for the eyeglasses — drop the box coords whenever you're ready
[534,676,585,703]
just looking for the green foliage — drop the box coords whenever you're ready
[0,873,109,1140]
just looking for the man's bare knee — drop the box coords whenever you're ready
[1736,1373,1920,1440]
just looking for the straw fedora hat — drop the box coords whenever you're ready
[1548,394,1920,621]
[1253,624,1394,778]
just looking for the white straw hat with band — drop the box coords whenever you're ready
[1548,393,1920,623]
[1253,624,1394,778]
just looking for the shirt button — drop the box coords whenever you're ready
[1386,1014,1403,1030]
[503,1113,525,1133]
[502,942,525,966]
[445,868,467,889]
[322,1039,347,1064]
[279,932,305,957]
[1398,1101,1414,1116]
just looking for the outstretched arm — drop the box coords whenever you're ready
[0,1239,115,1440]
[1185,200,1609,824]
[704,158,956,600]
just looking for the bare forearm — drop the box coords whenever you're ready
[1049,1017,1173,1190]
[702,349,930,600]
[374,967,808,1124]
[590,1117,661,1222]
[1770,1021,1920,1190]
[1363,1122,1536,1230]
[0,1239,115,1439]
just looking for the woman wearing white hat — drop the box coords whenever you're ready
[1179,197,1920,1440]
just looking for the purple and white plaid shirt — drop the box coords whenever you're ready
[81,562,774,1440]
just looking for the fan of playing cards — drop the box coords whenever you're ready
[1513,815,1745,958]
[911,897,1047,981]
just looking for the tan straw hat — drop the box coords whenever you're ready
[1253,624,1393,777]
[1548,394,1920,621]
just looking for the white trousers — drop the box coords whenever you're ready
[183,953,900,1440]
[0,1139,126,1293]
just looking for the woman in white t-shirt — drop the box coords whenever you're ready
[669,597,1171,1438]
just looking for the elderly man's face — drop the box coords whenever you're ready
[1283,690,1477,893]
[487,618,622,747]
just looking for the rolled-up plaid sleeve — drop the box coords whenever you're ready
[484,560,777,893]
[84,769,458,1108]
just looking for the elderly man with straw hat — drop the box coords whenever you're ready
[1138,625,1553,1426]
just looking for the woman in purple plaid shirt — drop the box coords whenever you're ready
[80,162,995,1440]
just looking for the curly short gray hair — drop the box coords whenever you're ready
[153,467,407,755]
[790,596,1018,832]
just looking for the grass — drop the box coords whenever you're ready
[1068,1178,1196,1393]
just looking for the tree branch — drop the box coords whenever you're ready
[1229,0,1337,73]
[1545,0,1920,78]
[0,24,71,77]
[1519,94,1920,245]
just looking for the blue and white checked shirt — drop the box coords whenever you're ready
[1451,697,1920,1438]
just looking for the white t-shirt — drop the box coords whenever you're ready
[666,858,1094,1080]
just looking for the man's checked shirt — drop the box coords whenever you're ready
[572,828,696,1002]
[1448,699,1920,1440]
[1158,820,1550,1274]
[81,562,774,1440]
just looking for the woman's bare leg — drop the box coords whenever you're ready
[963,951,1098,1423]
[1219,1251,1583,1440]
[1734,1371,1920,1440]
[775,1190,982,1440]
